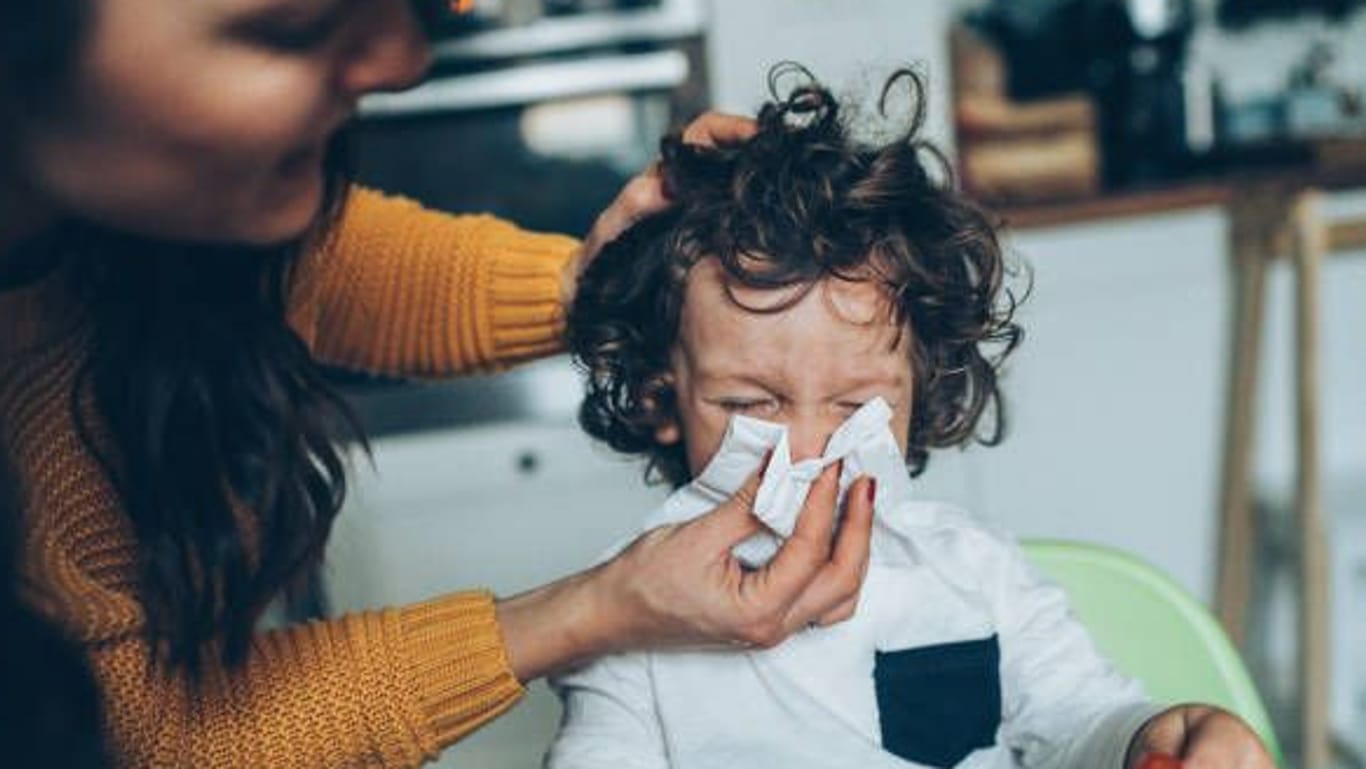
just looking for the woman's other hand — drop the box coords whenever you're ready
[560,112,758,304]
[1126,705,1274,769]
[496,463,874,681]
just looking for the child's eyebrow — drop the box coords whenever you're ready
[695,372,782,390]
[697,370,907,395]
[847,376,905,389]
[826,372,907,395]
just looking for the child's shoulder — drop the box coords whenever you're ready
[861,501,1045,645]
[891,499,1019,549]
[878,499,1032,581]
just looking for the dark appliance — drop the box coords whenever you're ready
[974,0,1197,187]
[339,0,709,437]
[355,0,708,237]
[1082,0,1196,186]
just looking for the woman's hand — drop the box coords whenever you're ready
[560,111,758,304]
[1126,705,1274,769]
[496,463,874,681]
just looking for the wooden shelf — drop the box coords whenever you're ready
[983,139,1366,231]
[993,183,1230,229]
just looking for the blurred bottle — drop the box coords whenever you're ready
[1082,0,1196,186]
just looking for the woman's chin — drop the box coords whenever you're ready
[241,146,334,244]
[246,176,329,246]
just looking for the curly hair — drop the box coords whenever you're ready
[568,65,1023,487]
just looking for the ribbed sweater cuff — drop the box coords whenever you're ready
[398,590,526,751]
[482,229,578,365]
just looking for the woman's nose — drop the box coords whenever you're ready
[339,0,433,97]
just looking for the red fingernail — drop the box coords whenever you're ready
[866,478,877,505]
[1137,753,1182,769]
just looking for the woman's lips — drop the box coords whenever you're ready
[279,112,349,178]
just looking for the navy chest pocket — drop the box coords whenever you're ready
[873,635,1002,768]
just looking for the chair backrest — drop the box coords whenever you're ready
[1022,539,1284,766]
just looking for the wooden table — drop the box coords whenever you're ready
[988,161,1366,769]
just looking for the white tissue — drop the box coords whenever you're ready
[642,397,914,567]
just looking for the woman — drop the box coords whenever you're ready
[0,0,874,766]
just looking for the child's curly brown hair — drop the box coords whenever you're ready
[568,65,1024,487]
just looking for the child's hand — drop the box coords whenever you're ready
[1126,705,1274,769]
[563,111,758,305]
[1135,753,1183,769]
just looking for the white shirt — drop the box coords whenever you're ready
[548,403,1161,768]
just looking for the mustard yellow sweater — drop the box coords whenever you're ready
[0,187,579,767]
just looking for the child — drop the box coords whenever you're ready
[551,67,1272,769]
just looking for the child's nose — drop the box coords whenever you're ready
[787,414,843,463]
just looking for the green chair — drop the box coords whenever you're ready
[1022,539,1284,767]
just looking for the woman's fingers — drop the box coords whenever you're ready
[751,463,842,603]
[726,464,876,645]
[782,475,874,632]
[682,111,758,146]
[585,459,874,654]
[581,171,667,252]
[693,465,765,552]
[831,476,874,573]
[569,112,757,301]
[589,112,755,247]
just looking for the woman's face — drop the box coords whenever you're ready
[19,0,431,245]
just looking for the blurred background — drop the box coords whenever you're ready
[319,1,1366,766]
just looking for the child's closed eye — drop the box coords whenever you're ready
[716,398,779,417]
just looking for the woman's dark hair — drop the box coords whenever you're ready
[2,6,107,761]
[2,0,363,675]
[0,0,87,107]
[0,0,88,179]
[569,65,1023,486]
[65,147,361,676]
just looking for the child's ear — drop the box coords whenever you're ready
[654,418,681,446]
[644,372,681,446]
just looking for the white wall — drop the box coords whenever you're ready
[704,0,956,148]
[976,209,1233,598]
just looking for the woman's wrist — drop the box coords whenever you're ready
[494,563,620,683]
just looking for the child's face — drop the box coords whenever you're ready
[657,258,915,475]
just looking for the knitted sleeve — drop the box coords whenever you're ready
[2,392,526,767]
[88,590,525,767]
[288,186,579,377]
